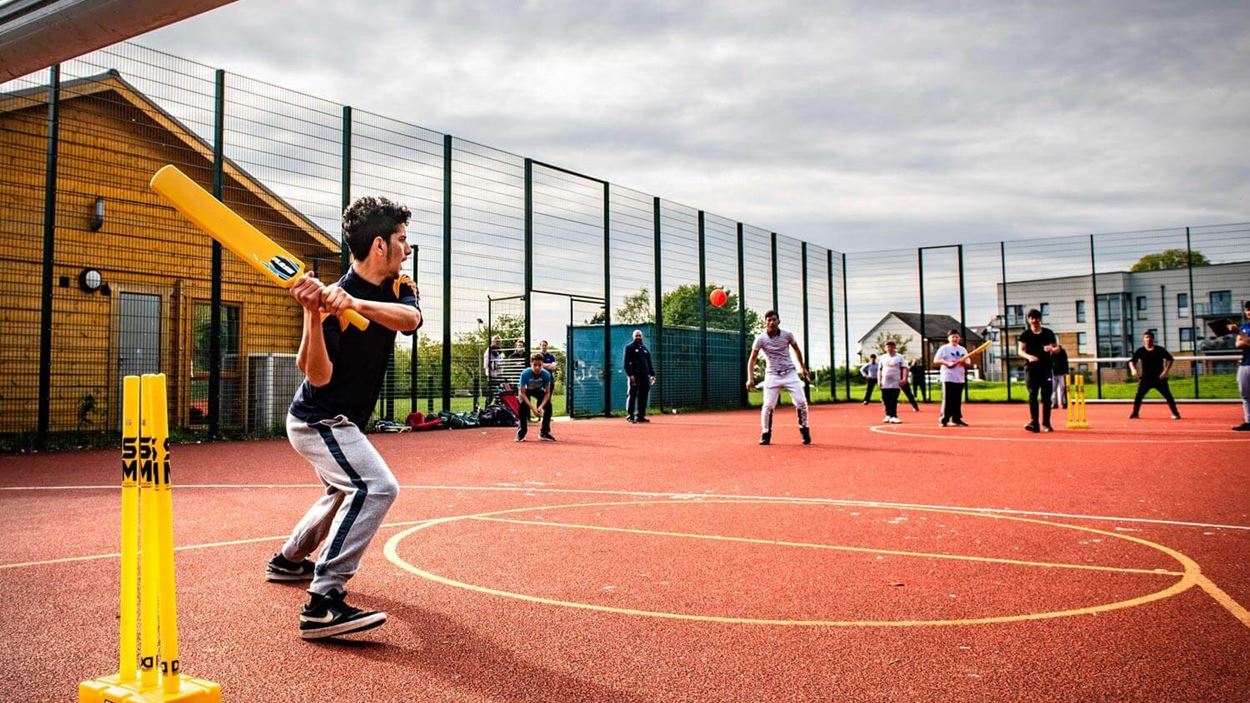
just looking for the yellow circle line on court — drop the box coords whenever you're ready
[384,499,1203,627]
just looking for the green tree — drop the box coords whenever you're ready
[1130,248,1210,272]
[660,283,762,333]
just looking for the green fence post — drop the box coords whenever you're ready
[737,223,747,408]
[209,68,225,438]
[340,106,352,271]
[827,249,836,401]
[441,135,452,411]
[958,244,969,402]
[918,247,927,402]
[1090,234,1103,399]
[603,182,612,416]
[524,159,533,352]
[1001,241,1012,402]
[842,252,851,400]
[36,64,61,448]
[801,242,810,401]
[698,210,708,408]
[1185,226,1199,399]
[770,231,779,313]
[653,197,663,412]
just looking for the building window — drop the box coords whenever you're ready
[1210,290,1231,316]
[1136,295,1148,321]
[1007,305,1023,326]
[1077,332,1089,354]
[1076,299,1086,323]
[1039,302,1050,321]
[1177,293,1188,318]
[1179,327,1194,350]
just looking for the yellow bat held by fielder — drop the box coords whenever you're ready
[150,165,368,330]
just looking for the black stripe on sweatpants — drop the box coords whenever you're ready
[314,424,369,573]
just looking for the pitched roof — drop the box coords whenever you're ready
[859,312,985,346]
[0,70,340,254]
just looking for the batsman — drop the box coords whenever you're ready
[266,196,421,639]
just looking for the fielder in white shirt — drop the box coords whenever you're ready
[745,310,813,446]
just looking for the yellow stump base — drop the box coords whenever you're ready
[79,673,221,703]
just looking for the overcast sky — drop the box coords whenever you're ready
[137,0,1249,253]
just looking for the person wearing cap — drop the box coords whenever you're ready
[1129,330,1181,420]
[1017,308,1059,432]
[1233,300,1250,431]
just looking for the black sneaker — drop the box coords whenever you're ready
[1128,414,1139,419]
[627,416,636,423]
[515,434,525,442]
[637,417,651,423]
[800,427,811,445]
[300,590,387,640]
[266,553,314,582]
[1024,423,1040,433]
[759,432,771,446]
[1171,414,1181,420]
[540,433,556,442]
[1233,423,1250,432]
[1042,424,1054,433]
[952,420,969,427]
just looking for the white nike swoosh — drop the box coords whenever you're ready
[301,612,336,624]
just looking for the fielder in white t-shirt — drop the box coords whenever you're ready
[932,329,971,427]
[745,310,813,446]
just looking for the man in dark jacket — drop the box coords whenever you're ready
[624,329,656,423]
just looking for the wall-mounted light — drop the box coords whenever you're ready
[78,268,102,293]
[90,196,105,231]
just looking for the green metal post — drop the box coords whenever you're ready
[603,182,612,416]
[653,197,663,412]
[842,252,851,400]
[698,211,708,408]
[340,106,352,271]
[441,135,452,411]
[1185,227,1199,398]
[524,159,533,351]
[827,249,836,401]
[209,69,224,438]
[36,64,60,448]
[801,242,810,401]
[737,223,747,408]
[918,248,927,402]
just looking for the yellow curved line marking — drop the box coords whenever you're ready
[384,499,1205,627]
[470,516,1183,576]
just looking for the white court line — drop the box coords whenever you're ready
[2,483,1248,531]
[869,424,1250,444]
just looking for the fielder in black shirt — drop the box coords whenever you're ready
[1129,330,1181,419]
[1017,308,1059,432]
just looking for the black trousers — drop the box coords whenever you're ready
[517,389,553,438]
[862,378,877,402]
[882,388,901,417]
[900,382,920,410]
[1026,369,1054,426]
[627,374,651,418]
[941,382,964,422]
[1133,377,1179,416]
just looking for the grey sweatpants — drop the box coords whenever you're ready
[1240,366,1250,424]
[283,414,399,595]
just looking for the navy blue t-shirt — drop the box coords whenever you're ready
[289,269,420,428]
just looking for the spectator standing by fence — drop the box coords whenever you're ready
[861,354,879,404]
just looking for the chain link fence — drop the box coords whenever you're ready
[3,42,1247,449]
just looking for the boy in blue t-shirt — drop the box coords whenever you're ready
[517,353,556,441]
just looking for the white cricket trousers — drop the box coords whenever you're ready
[761,371,809,432]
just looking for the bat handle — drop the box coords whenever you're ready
[342,309,369,330]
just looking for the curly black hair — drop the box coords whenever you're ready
[342,196,411,261]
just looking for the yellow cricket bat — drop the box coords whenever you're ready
[965,340,992,359]
[150,165,368,330]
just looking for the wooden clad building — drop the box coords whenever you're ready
[0,70,343,435]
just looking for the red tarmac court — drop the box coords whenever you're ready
[1,402,1248,702]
